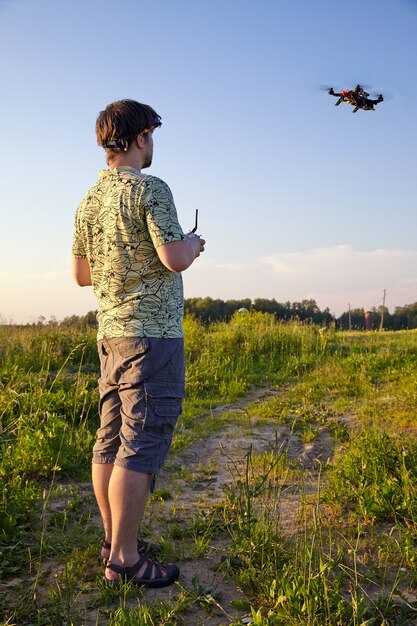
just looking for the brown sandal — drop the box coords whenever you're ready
[104,554,180,588]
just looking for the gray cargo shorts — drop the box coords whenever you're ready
[92,337,185,484]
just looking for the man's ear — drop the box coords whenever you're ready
[135,132,147,148]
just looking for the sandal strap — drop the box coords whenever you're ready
[106,555,156,580]
[100,539,111,550]
[148,561,169,580]
[106,561,127,576]
[124,554,155,579]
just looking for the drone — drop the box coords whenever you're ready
[327,84,384,113]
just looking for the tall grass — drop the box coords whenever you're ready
[2,319,417,624]
[183,312,325,408]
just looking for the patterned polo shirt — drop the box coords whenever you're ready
[72,167,185,339]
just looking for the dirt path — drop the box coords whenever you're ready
[132,386,339,626]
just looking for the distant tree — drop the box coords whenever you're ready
[392,302,417,330]
[377,306,392,330]
[83,311,98,328]
[185,297,253,323]
[288,299,322,323]
[338,308,365,330]
[253,298,283,317]
[60,311,97,330]
[224,299,252,319]
[185,297,221,323]
[321,307,334,326]
[61,314,80,327]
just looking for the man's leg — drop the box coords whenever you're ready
[93,346,122,554]
[104,466,151,580]
[92,462,114,545]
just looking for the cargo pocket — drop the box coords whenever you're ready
[117,338,150,384]
[144,381,185,438]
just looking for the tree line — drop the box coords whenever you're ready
[184,298,417,330]
[17,299,417,331]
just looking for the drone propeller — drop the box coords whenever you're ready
[370,89,393,101]
[319,82,372,92]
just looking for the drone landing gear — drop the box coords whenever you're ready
[352,106,360,113]
[335,97,343,106]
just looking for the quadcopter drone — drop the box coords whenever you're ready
[327,84,384,113]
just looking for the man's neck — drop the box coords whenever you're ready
[109,154,142,171]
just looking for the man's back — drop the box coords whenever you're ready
[73,167,185,339]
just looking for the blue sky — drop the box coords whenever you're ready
[1,0,416,322]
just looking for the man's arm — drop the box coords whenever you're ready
[157,235,206,272]
[72,257,92,286]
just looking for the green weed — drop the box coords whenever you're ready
[325,430,417,524]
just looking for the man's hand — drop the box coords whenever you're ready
[186,233,206,258]
[157,235,206,272]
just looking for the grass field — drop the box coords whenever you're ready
[1,313,417,625]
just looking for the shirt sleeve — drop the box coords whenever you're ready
[142,177,185,248]
[71,203,87,258]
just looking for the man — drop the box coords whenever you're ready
[72,99,205,587]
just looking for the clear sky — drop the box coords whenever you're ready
[1,0,416,323]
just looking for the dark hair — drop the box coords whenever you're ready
[95,99,162,151]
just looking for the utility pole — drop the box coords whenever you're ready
[379,289,386,331]
[348,303,352,331]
